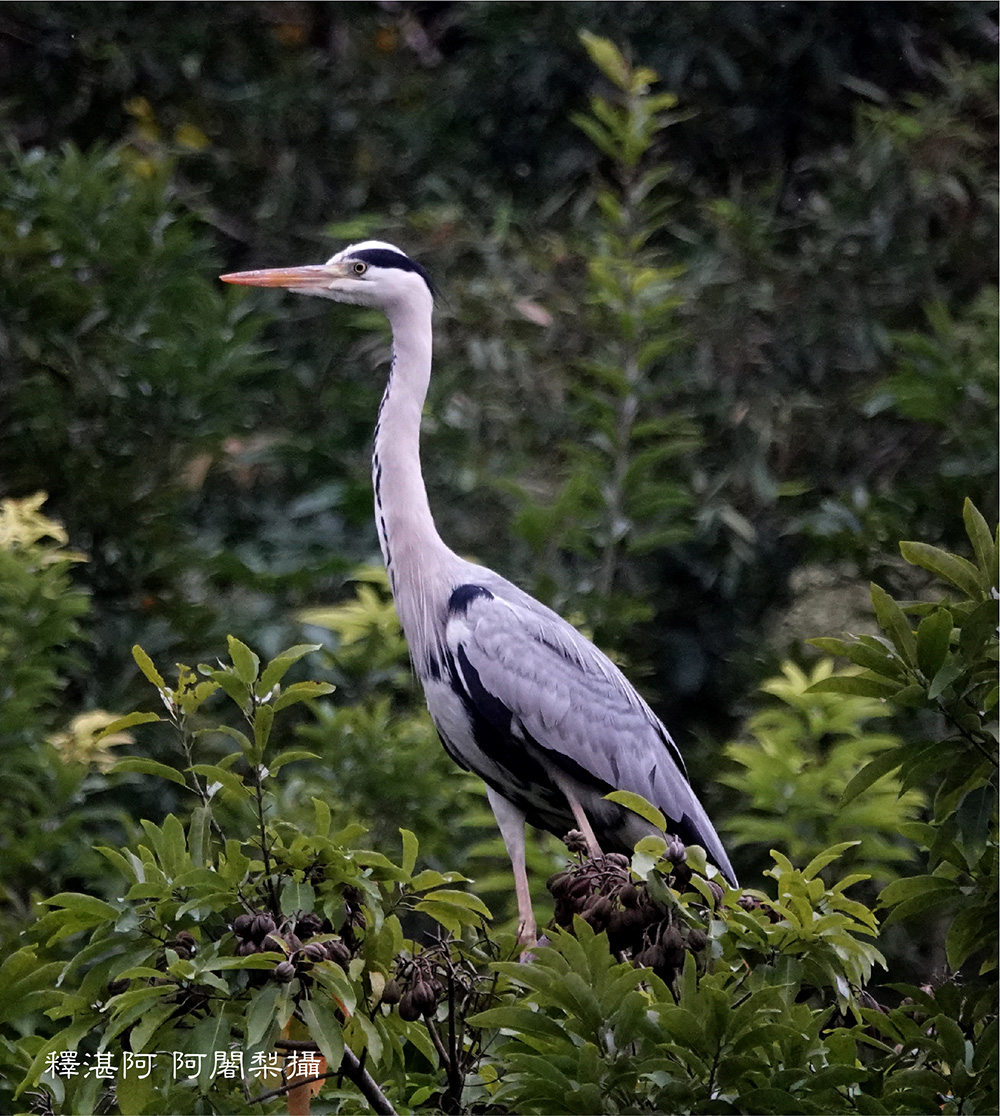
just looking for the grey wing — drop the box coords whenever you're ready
[443,583,736,884]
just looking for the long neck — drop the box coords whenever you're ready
[372,295,454,658]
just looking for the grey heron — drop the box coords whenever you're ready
[221,242,736,942]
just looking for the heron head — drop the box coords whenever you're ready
[220,240,434,311]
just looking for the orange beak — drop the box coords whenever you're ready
[219,262,352,289]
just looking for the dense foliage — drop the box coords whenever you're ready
[0,5,996,1114]
[1,500,996,1113]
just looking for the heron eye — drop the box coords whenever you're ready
[352,261,367,276]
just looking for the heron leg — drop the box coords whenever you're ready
[486,787,536,946]
[551,772,603,860]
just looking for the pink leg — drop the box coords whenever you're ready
[486,787,536,945]
[551,773,603,859]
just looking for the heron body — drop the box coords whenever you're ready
[222,242,736,941]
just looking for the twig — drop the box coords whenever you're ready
[260,1040,397,1115]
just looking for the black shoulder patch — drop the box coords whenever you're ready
[350,249,436,296]
[448,584,494,615]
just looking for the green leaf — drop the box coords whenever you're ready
[300,993,346,1071]
[421,889,492,918]
[206,725,253,754]
[808,637,906,680]
[400,828,418,877]
[112,756,188,787]
[128,999,179,1054]
[258,643,321,696]
[188,806,212,869]
[312,797,332,839]
[415,895,488,933]
[604,789,666,832]
[246,983,281,1049]
[802,842,860,881]
[96,711,162,742]
[268,749,320,773]
[189,763,251,801]
[946,902,991,970]
[841,747,905,805]
[132,645,165,689]
[870,583,918,665]
[808,673,900,699]
[469,1005,569,1039]
[955,783,994,867]
[210,667,251,707]
[41,892,120,922]
[878,874,960,909]
[915,608,953,678]
[899,541,984,600]
[927,659,965,700]
[253,702,274,753]
[160,813,187,879]
[227,635,260,684]
[280,878,316,916]
[272,680,335,711]
[578,31,630,90]
[963,499,998,587]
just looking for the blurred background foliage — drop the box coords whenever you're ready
[0,0,996,984]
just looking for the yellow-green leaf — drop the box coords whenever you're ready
[227,635,260,684]
[132,645,165,689]
[605,790,666,832]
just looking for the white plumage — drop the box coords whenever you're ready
[222,241,735,942]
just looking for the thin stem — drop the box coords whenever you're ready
[258,1041,397,1115]
[252,763,280,915]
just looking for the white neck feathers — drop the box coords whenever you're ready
[372,295,457,664]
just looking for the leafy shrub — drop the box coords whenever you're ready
[722,659,924,885]
[0,144,273,663]
[0,494,105,947]
[810,498,998,988]
[1,639,501,1116]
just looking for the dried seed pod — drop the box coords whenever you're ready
[398,991,421,1022]
[563,830,590,855]
[706,881,725,908]
[547,869,574,897]
[251,913,276,942]
[170,932,197,959]
[260,935,282,953]
[325,940,351,967]
[295,913,324,938]
[411,979,437,1016]
[233,914,254,938]
[618,882,640,908]
[236,940,257,957]
[553,899,576,927]
[604,853,630,871]
[583,896,613,929]
[660,941,685,969]
[671,861,693,887]
[635,944,665,970]
[566,875,594,902]
[381,978,402,1006]
[274,960,296,982]
[302,942,327,963]
[737,894,760,912]
[686,928,708,952]
[283,932,303,955]
[659,923,683,949]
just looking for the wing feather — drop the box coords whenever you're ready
[443,582,735,882]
